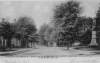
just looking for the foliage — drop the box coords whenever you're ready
[0,17,37,48]
[53,0,81,48]
[38,24,50,46]
[96,7,100,46]
[0,19,16,48]
[15,16,37,47]
[76,17,93,45]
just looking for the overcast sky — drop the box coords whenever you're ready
[0,0,100,29]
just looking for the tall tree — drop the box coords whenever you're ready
[96,7,100,46]
[38,24,49,46]
[15,17,37,47]
[53,0,81,49]
[77,17,93,45]
[44,26,54,46]
[0,18,16,48]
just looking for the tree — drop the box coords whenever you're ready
[0,18,16,48]
[15,17,37,48]
[38,24,49,46]
[0,17,37,49]
[96,7,100,46]
[77,17,93,45]
[44,25,54,46]
[53,0,81,49]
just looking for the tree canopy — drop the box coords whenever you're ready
[52,0,82,48]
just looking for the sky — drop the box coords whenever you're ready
[0,0,100,29]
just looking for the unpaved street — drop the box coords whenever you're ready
[7,47,100,57]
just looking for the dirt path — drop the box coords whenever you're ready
[10,47,100,57]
